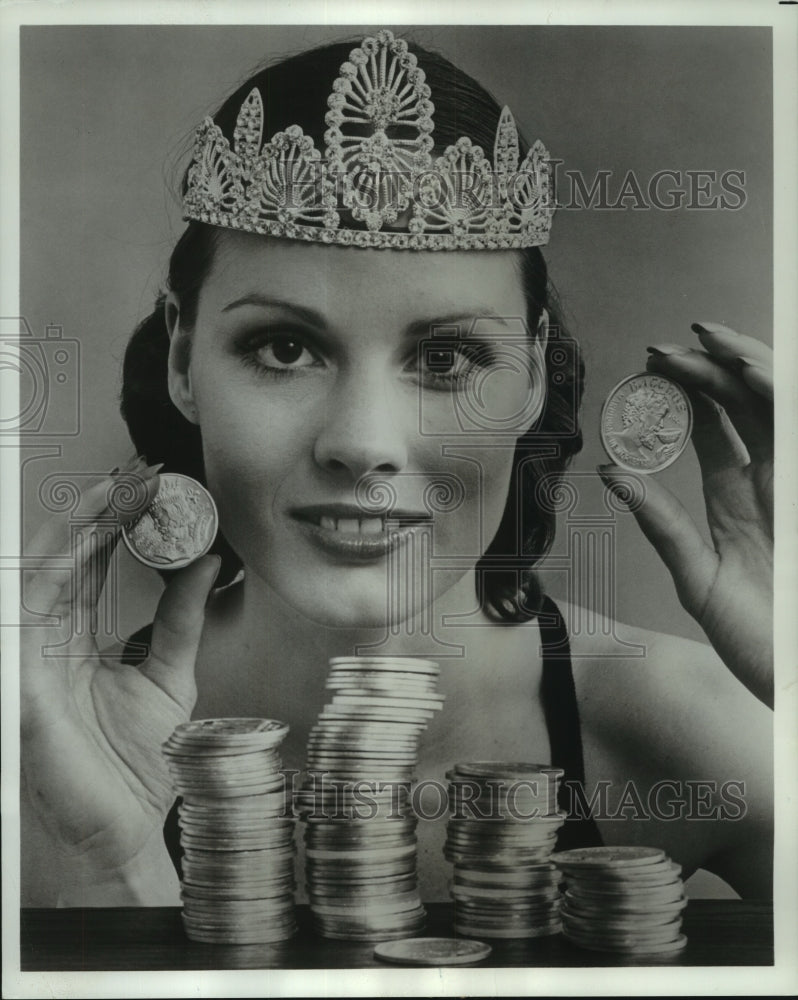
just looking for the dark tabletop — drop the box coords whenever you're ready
[21,900,772,970]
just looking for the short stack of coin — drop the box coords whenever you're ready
[296,656,444,941]
[553,846,688,955]
[162,718,297,945]
[445,762,566,939]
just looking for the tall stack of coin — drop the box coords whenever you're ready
[296,656,444,941]
[553,846,688,955]
[162,718,297,945]
[444,762,566,939]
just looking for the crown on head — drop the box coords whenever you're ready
[182,29,555,251]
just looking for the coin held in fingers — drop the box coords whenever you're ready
[122,473,218,569]
[600,373,692,473]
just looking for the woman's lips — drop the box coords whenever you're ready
[291,506,432,561]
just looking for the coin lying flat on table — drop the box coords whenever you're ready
[122,472,218,568]
[600,373,692,473]
[374,937,492,966]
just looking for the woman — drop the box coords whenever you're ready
[21,29,773,907]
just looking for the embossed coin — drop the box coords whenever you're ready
[122,473,217,568]
[374,937,492,966]
[600,373,692,473]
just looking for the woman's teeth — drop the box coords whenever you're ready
[319,516,385,535]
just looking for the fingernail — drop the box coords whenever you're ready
[108,465,121,476]
[691,321,735,337]
[121,452,146,472]
[736,355,762,370]
[646,344,691,357]
[597,466,637,509]
[141,462,165,479]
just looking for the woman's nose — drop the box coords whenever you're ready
[313,373,409,478]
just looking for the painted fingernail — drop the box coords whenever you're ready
[646,344,691,357]
[692,321,735,337]
[141,462,165,479]
[736,355,763,370]
[121,452,146,472]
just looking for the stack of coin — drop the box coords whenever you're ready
[296,656,444,941]
[162,718,297,945]
[444,762,566,939]
[553,846,688,955]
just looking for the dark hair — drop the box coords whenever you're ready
[121,36,585,609]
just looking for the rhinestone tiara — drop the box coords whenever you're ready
[182,29,555,251]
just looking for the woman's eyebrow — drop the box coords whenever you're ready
[221,296,513,337]
[221,293,325,327]
[404,311,513,338]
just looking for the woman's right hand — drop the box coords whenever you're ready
[21,456,219,895]
[598,323,773,707]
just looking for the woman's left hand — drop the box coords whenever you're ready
[598,321,773,707]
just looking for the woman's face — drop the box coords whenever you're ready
[169,232,546,627]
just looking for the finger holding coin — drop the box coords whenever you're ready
[598,324,774,707]
[24,456,163,623]
[690,320,773,374]
[645,329,772,464]
[597,372,709,609]
[690,319,774,422]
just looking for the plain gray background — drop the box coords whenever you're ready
[19,24,772,903]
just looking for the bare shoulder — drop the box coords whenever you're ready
[554,599,772,743]
[541,602,772,893]
[552,598,772,819]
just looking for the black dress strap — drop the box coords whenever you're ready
[537,595,603,850]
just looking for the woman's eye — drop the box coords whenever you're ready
[243,333,320,373]
[416,341,490,388]
[425,348,460,373]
